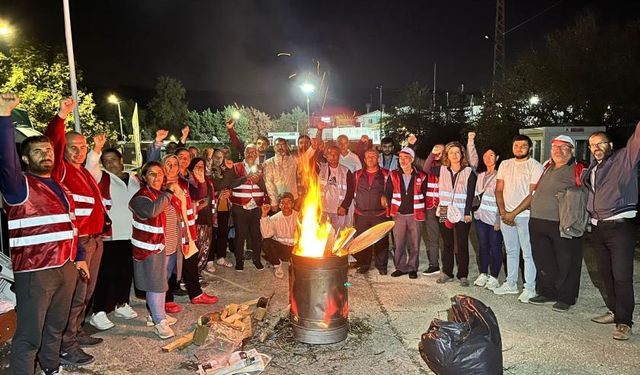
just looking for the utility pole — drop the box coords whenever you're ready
[492,0,506,89]
[377,85,383,126]
[432,63,437,109]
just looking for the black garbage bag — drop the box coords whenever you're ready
[418,295,502,375]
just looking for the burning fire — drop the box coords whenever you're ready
[294,158,334,257]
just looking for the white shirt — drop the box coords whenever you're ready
[340,151,362,173]
[260,211,298,246]
[496,158,543,218]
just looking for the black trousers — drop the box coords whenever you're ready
[165,252,203,302]
[213,210,232,260]
[591,220,636,326]
[231,205,263,265]
[353,214,390,271]
[529,218,583,305]
[262,238,293,266]
[93,240,133,313]
[11,261,77,373]
[439,221,471,279]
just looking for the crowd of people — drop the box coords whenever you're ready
[0,92,638,375]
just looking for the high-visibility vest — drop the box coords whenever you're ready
[389,169,427,221]
[425,170,440,210]
[177,177,197,239]
[61,162,105,236]
[97,171,113,238]
[437,166,473,218]
[5,174,78,272]
[129,186,166,261]
[229,163,267,207]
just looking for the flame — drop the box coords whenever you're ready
[294,156,333,257]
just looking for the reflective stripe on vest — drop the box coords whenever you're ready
[8,213,72,230]
[10,230,75,248]
[438,166,472,211]
[132,220,164,234]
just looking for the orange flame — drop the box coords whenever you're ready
[294,153,333,257]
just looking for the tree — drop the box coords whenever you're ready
[244,106,273,141]
[0,42,115,138]
[187,108,218,142]
[147,76,189,134]
[273,106,308,134]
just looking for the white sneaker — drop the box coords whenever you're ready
[473,273,488,287]
[205,261,216,273]
[88,311,114,330]
[114,303,138,319]
[146,314,177,327]
[216,258,233,268]
[493,282,519,295]
[485,276,500,291]
[154,319,175,339]
[518,288,537,303]
[274,264,284,279]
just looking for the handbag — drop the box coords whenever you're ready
[471,172,496,212]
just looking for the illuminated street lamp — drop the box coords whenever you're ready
[0,19,15,38]
[108,94,125,142]
[300,83,315,129]
[529,95,540,105]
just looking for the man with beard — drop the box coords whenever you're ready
[378,137,398,170]
[260,192,298,279]
[84,136,141,331]
[353,149,390,274]
[336,134,362,173]
[45,97,107,366]
[585,123,640,340]
[222,144,270,271]
[319,145,355,232]
[225,119,273,164]
[264,138,298,212]
[0,93,89,375]
[493,135,544,303]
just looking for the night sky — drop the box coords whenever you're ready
[1,0,638,115]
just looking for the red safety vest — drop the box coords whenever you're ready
[389,169,427,221]
[97,171,113,238]
[5,174,78,272]
[177,178,197,239]
[229,163,267,207]
[61,162,105,236]
[425,172,440,209]
[130,186,167,261]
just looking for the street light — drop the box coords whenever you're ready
[300,83,315,130]
[0,19,15,37]
[529,95,540,105]
[108,94,125,142]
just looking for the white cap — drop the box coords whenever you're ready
[552,135,575,148]
[399,147,415,159]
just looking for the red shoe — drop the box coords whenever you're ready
[191,293,219,305]
[165,302,182,313]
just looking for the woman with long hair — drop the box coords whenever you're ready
[425,141,477,286]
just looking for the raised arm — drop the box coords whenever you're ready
[129,192,172,219]
[622,120,640,169]
[44,97,76,182]
[147,129,168,162]
[0,94,27,204]
[226,119,245,153]
[467,132,479,170]
[85,133,107,182]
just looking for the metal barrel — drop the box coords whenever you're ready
[289,254,348,344]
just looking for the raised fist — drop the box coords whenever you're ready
[155,129,169,142]
[58,97,77,119]
[93,133,107,152]
[468,131,476,142]
[225,119,235,130]
[0,93,20,117]
[432,144,445,155]
[181,125,190,138]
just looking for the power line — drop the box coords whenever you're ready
[504,0,564,36]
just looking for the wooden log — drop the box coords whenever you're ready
[161,331,194,352]
[227,303,239,315]
[222,313,242,324]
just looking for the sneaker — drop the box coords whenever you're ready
[204,261,216,273]
[154,319,175,340]
[485,276,500,291]
[41,366,64,375]
[493,282,519,295]
[114,303,138,319]
[390,270,407,277]
[552,302,571,312]
[422,266,440,276]
[165,302,182,313]
[88,311,114,331]
[473,273,488,287]
[528,295,556,305]
[436,274,454,284]
[459,277,470,287]
[274,264,284,279]
[613,324,632,341]
[591,311,615,324]
[356,266,370,274]
[518,289,537,303]
[408,271,418,279]
[146,315,177,327]
[191,293,219,305]
[216,258,233,268]
[254,262,265,271]
[235,263,244,272]
[77,334,103,347]
[60,348,95,366]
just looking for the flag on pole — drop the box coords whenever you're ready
[131,103,143,167]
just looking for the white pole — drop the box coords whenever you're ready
[116,102,124,142]
[62,0,81,132]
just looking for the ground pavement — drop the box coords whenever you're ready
[1,233,639,374]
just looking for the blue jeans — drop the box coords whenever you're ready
[500,215,536,290]
[474,220,503,278]
[149,252,177,324]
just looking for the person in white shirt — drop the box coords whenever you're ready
[260,192,298,278]
[84,136,141,331]
[337,134,362,173]
[263,138,298,212]
[494,135,544,303]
